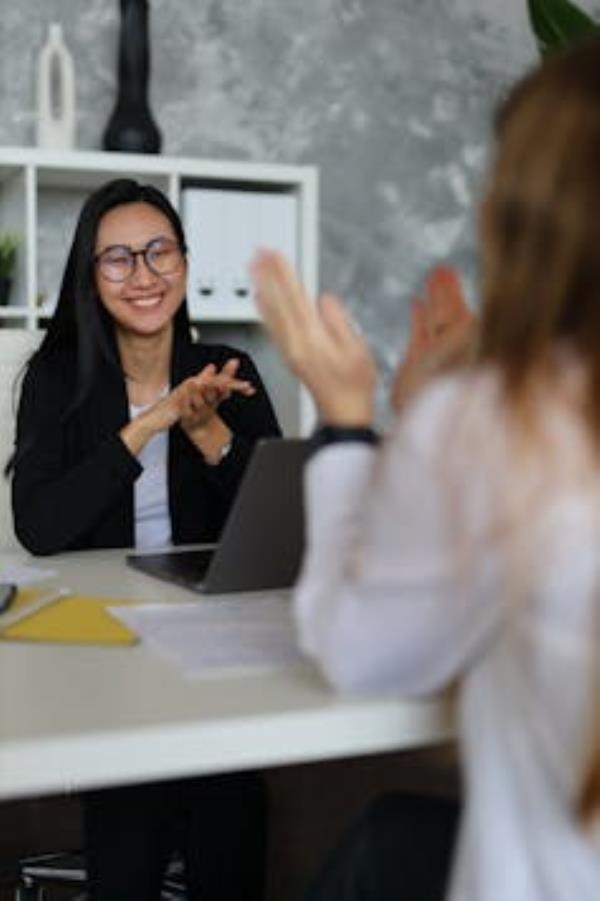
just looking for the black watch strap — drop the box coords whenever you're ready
[311,425,380,455]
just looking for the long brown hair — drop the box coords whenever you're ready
[478,35,600,823]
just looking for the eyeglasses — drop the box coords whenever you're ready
[94,237,185,283]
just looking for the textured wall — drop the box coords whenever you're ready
[2,0,599,407]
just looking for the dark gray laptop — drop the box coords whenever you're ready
[126,438,310,594]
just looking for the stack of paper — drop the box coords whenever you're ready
[111,594,307,678]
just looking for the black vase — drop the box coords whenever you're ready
[102,0,162,154]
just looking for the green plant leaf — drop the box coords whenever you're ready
[0,232,19,278]
[527,0,599,55]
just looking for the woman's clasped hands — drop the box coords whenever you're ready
[122,358,256,464]
[176,358,255,430]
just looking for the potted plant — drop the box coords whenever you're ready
[0,232,18,306]
[527,0,599,55]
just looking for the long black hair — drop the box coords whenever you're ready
[5,179,190,475]
[40,177,190,413]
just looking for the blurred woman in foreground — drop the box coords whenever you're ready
[251,36,600,901]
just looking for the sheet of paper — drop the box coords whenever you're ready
[110,594,308,678]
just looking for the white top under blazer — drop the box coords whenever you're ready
[130,398,171,549]
[295,362,600,901]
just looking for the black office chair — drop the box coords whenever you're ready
[16,850,187,900]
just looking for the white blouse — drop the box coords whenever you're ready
[295,367,600,901]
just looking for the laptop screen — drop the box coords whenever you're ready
[127,438,310,594]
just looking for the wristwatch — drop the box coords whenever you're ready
[311,425,380,454]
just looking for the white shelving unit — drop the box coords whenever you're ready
[0,147,319,435]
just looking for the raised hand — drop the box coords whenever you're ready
[251,250,377,426]
[391,265,476,412]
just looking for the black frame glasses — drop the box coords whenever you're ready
[93,237,186,283]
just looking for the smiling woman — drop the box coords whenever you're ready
[10,177,280,554]
[6,178,280,899]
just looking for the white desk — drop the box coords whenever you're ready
[0,549,453,801]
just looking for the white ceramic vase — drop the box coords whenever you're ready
[36,23,76,150]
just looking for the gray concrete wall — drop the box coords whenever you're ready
[2,0,599,409]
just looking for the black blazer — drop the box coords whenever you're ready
[12,330,281,555]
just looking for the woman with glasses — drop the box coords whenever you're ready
[9,178,279,900]
[12,177,280,555]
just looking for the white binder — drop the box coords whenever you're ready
[182,187,298,320]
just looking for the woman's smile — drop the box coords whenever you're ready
[125,292,165,309]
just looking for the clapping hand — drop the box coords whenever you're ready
[390,265,476,412]
[177,359,255,433]
[251,250,377,427]
[121,359,255,463]
[173,359,255,463]
[250,252,475,428]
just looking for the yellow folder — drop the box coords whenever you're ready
[0,589,138,645]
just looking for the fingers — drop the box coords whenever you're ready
[220,358,240,378]
[209,359,256,401]
[405,298,429,358]
[428,316,477,370]
[252,249,308,317]
[318,293,360,346]
[424,265,471,337]
[195,360,253,392]
[182,361,255,422]
[250,249,316,357]
[252,250,361,369]
[317,293,377,388]
[177,380,213,424]
[202,377,255,406]
[390,266,475,413]
[407,266,469,356]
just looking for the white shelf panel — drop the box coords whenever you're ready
[0,147,315,188]
[0,306,30,317]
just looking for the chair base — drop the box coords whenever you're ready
[16,851,187,900]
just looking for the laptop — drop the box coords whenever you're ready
[126,437,310,594]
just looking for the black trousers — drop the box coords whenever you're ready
[83,772,267,901]
[301,792,460,901]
